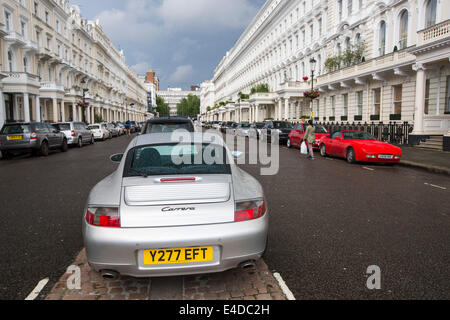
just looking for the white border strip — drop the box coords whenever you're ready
[425,183,447,190]
[25,278,49,300]
[273,272,296,300]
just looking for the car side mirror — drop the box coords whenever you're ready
[110,153,124,163]
[232,151,244,159]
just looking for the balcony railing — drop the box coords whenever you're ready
[2,72,40,86]
[40,81,64,92]
[418,19,450,46]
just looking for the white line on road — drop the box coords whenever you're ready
[273,272,296,300]
[25,278,49,300]
[424,183,447,190]
[363,167,375,171]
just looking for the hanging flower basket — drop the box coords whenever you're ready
[303,89,320,99]
[302,76,309,81]
[77,100,90,108]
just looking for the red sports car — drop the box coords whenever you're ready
[319,130,402,164]
[287,123,329,150]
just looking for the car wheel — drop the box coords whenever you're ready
[1,151,12,160]
[61,139,68,152]
[347,148,356,164]
[102,134,106,141]
[287,138,292,148]
[40,141,49,157]
[77,137,83,148]
[320,144,327,157]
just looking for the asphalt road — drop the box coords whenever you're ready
[238,143,450,299]
[0,135,134,300]
[0,134,449,300]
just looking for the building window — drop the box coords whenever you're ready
[356,91,363,116]
[445,76,450,114]
[4,10,12,31]
[424,79,430,115]
[331,96,336,117]
[45,11,49,24]
[23,57,28,73]
[392,85,402,115]
[21,21,27,39]
[318,18,322,36]
[343,94,349,117]
[425,0,437,28]
[34,1,38,15]
[7,50,14,72]
[379,21,386,56]
[338,0,343,21]
[399,10,408,49]
[348,0,353,16]
[373,88,381,116]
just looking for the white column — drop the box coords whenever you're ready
[255,104,259,122]
[52,98,58,123]
[284,98,289,120]
[61,101,66,122]
[412,64,426,135]
[72,103,77,121]
[35,96,41,122]
[278,99,282,120]
[23,93,30,122]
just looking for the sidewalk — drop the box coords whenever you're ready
[45,249,287,301]
[400,147,450,175]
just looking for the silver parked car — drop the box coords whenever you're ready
[235,123,251,137]
[83,132,268,278]
[0,122,68,158]
[53,122,94,147]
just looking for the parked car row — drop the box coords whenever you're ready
[0,120,134,159]
[208,119,402,165]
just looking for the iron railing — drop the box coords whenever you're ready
[316,121,414,145]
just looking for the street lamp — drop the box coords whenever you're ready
[81,79,87,123]
[309,57,317,120]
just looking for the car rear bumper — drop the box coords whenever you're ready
[1,141,38,152]
[83,213,268,277]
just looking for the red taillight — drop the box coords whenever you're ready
[71,130,76,137]
[85,207,121,228]
[235,199,266,222]
[30,132,38,140]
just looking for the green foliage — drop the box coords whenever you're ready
[155,95,170,117]
[325,41,366,72]
[238,92,250,100]
[206,106,211,112]
[250,83,269,94]
[94,113,104,123]
[177,94,200,118]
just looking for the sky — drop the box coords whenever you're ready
[71,0,267,90]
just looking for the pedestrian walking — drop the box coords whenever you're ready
[303,120,316,160]
[125,120,131,136]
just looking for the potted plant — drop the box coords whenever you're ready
[302,76,309,81]
[303,89,320,99]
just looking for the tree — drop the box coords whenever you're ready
[94,113,104,123]
[177,94,200,118]
[155,95,170,117]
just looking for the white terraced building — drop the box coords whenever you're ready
[0,0,151,128]
[200,0,450,150]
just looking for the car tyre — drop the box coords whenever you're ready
[40,141,49,157]
[347,148,356,164]
[320,144,327,157]
[1,151,12,160]
[287,138,292,148]
[77,137,83,148]
[61,139,68,152]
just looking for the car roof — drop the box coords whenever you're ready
[146,117,192,123]
[135,132,225,147]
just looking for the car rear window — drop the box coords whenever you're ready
[1,124,31,134]
[89,125,100,130]
[273,122,293,129]
[125,143,231,177]
[54,123,71,131]
[146,123,194,133]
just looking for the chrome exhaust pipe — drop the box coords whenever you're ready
[100,270,120,280]
[239,260,256,270]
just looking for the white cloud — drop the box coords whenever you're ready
[168,65,194,83]
[131,62,151,74]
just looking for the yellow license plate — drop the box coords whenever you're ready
[143,247,213,265]
[8,135,22,140]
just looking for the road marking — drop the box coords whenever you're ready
[273,272,295,300]
[363,167,375,171]
[25,278,49,300]
[424,183,447,190]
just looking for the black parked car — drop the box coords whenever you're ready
[220,121,236,133]
[0,122,68,158]
[142,117,195,134]
[261,121,293,144]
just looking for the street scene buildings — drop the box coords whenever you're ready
[0,0,151,128]
[158,86,201,116]
[200,0,450,150]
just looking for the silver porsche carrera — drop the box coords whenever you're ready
[82,132,268,278]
